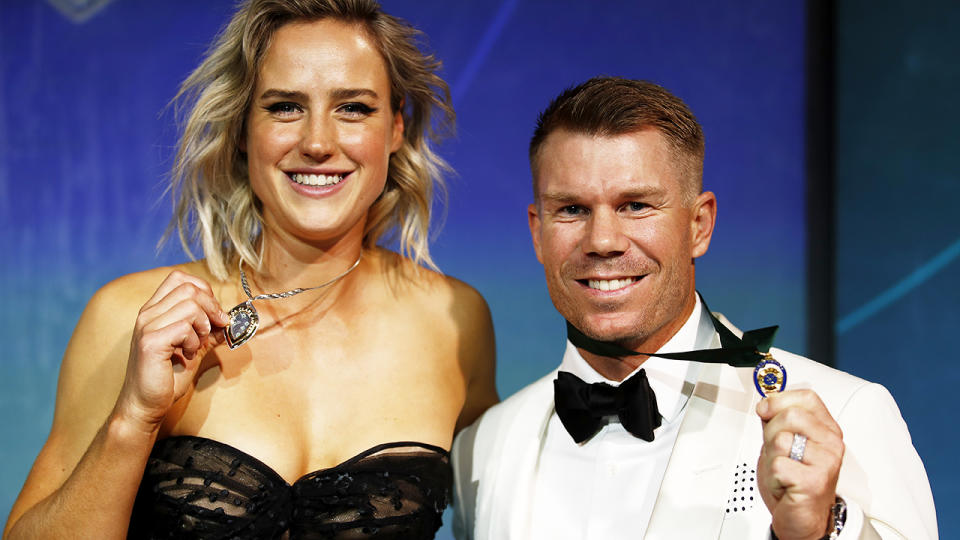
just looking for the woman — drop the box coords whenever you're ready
[4,1,497,538]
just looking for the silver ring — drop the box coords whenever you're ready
[789,433,807,462]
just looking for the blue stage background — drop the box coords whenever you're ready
[0,0,954,537]
[834,2,959,537]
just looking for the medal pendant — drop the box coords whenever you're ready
[225,301,259,349]
[753,353,787,397]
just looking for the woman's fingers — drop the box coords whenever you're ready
[138,280,229,333]
[140,270,216,312]
[142,299,218,349]
[136,319,200,367]
[119,271,229,428]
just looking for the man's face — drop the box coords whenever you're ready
[529,128,716,352]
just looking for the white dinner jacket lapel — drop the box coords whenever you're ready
[480,311,759,540]
[478,370,557,539]
[645,319,759,539]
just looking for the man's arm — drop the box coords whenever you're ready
[452,417,482,540]
[757,383,936,540]
[834,383,937,539]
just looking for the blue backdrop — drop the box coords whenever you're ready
[0,0,953,537]
[834,2,960,537]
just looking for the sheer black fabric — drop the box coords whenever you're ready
[129,436,450,539]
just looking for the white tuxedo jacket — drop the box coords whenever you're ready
[452,315,937,539]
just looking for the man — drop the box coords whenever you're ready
[451,78,936,539]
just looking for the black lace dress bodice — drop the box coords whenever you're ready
[128,436,451,539]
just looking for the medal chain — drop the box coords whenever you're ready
[239,254,362,302]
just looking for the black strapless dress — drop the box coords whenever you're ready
[128,436,450,539]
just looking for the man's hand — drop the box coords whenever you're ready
[756,390,844,540]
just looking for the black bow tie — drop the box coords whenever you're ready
[553,370,661,443]
[555,294,781,444]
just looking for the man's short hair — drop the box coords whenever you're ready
[529,77,705,202]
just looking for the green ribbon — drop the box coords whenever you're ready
[565,295,778,368]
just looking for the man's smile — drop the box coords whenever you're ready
[577,276,642,292]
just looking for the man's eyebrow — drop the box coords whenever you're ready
[539,191,580,204]
[539,186,666,203]
[619,186,667,199]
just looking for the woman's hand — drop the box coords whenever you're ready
[113,270,230,432]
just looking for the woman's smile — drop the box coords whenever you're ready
[244,18,403,244]
[285,171,352,198]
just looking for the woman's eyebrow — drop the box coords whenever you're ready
[329,88,379,100]
[258,89,307,101]
[257,88,380,102]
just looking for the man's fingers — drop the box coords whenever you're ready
[759,447,838,506]
[762,406,843,454]
[757,389,842,437]
[769,432,842,468]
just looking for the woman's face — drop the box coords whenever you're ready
[244,18,403,247]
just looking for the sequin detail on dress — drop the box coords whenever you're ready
[128,436,450,539]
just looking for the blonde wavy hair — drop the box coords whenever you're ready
[167,0,454,280]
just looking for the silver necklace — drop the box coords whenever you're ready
[224,254,362,349]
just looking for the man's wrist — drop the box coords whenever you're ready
[769,497,847,540]
[825,497,847,539]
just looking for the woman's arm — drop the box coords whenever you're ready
[3,269,228,539]
[451,282,499,434]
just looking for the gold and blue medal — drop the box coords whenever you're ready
[753,352,787,397]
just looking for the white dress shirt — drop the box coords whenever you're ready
[528,297,717,539]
